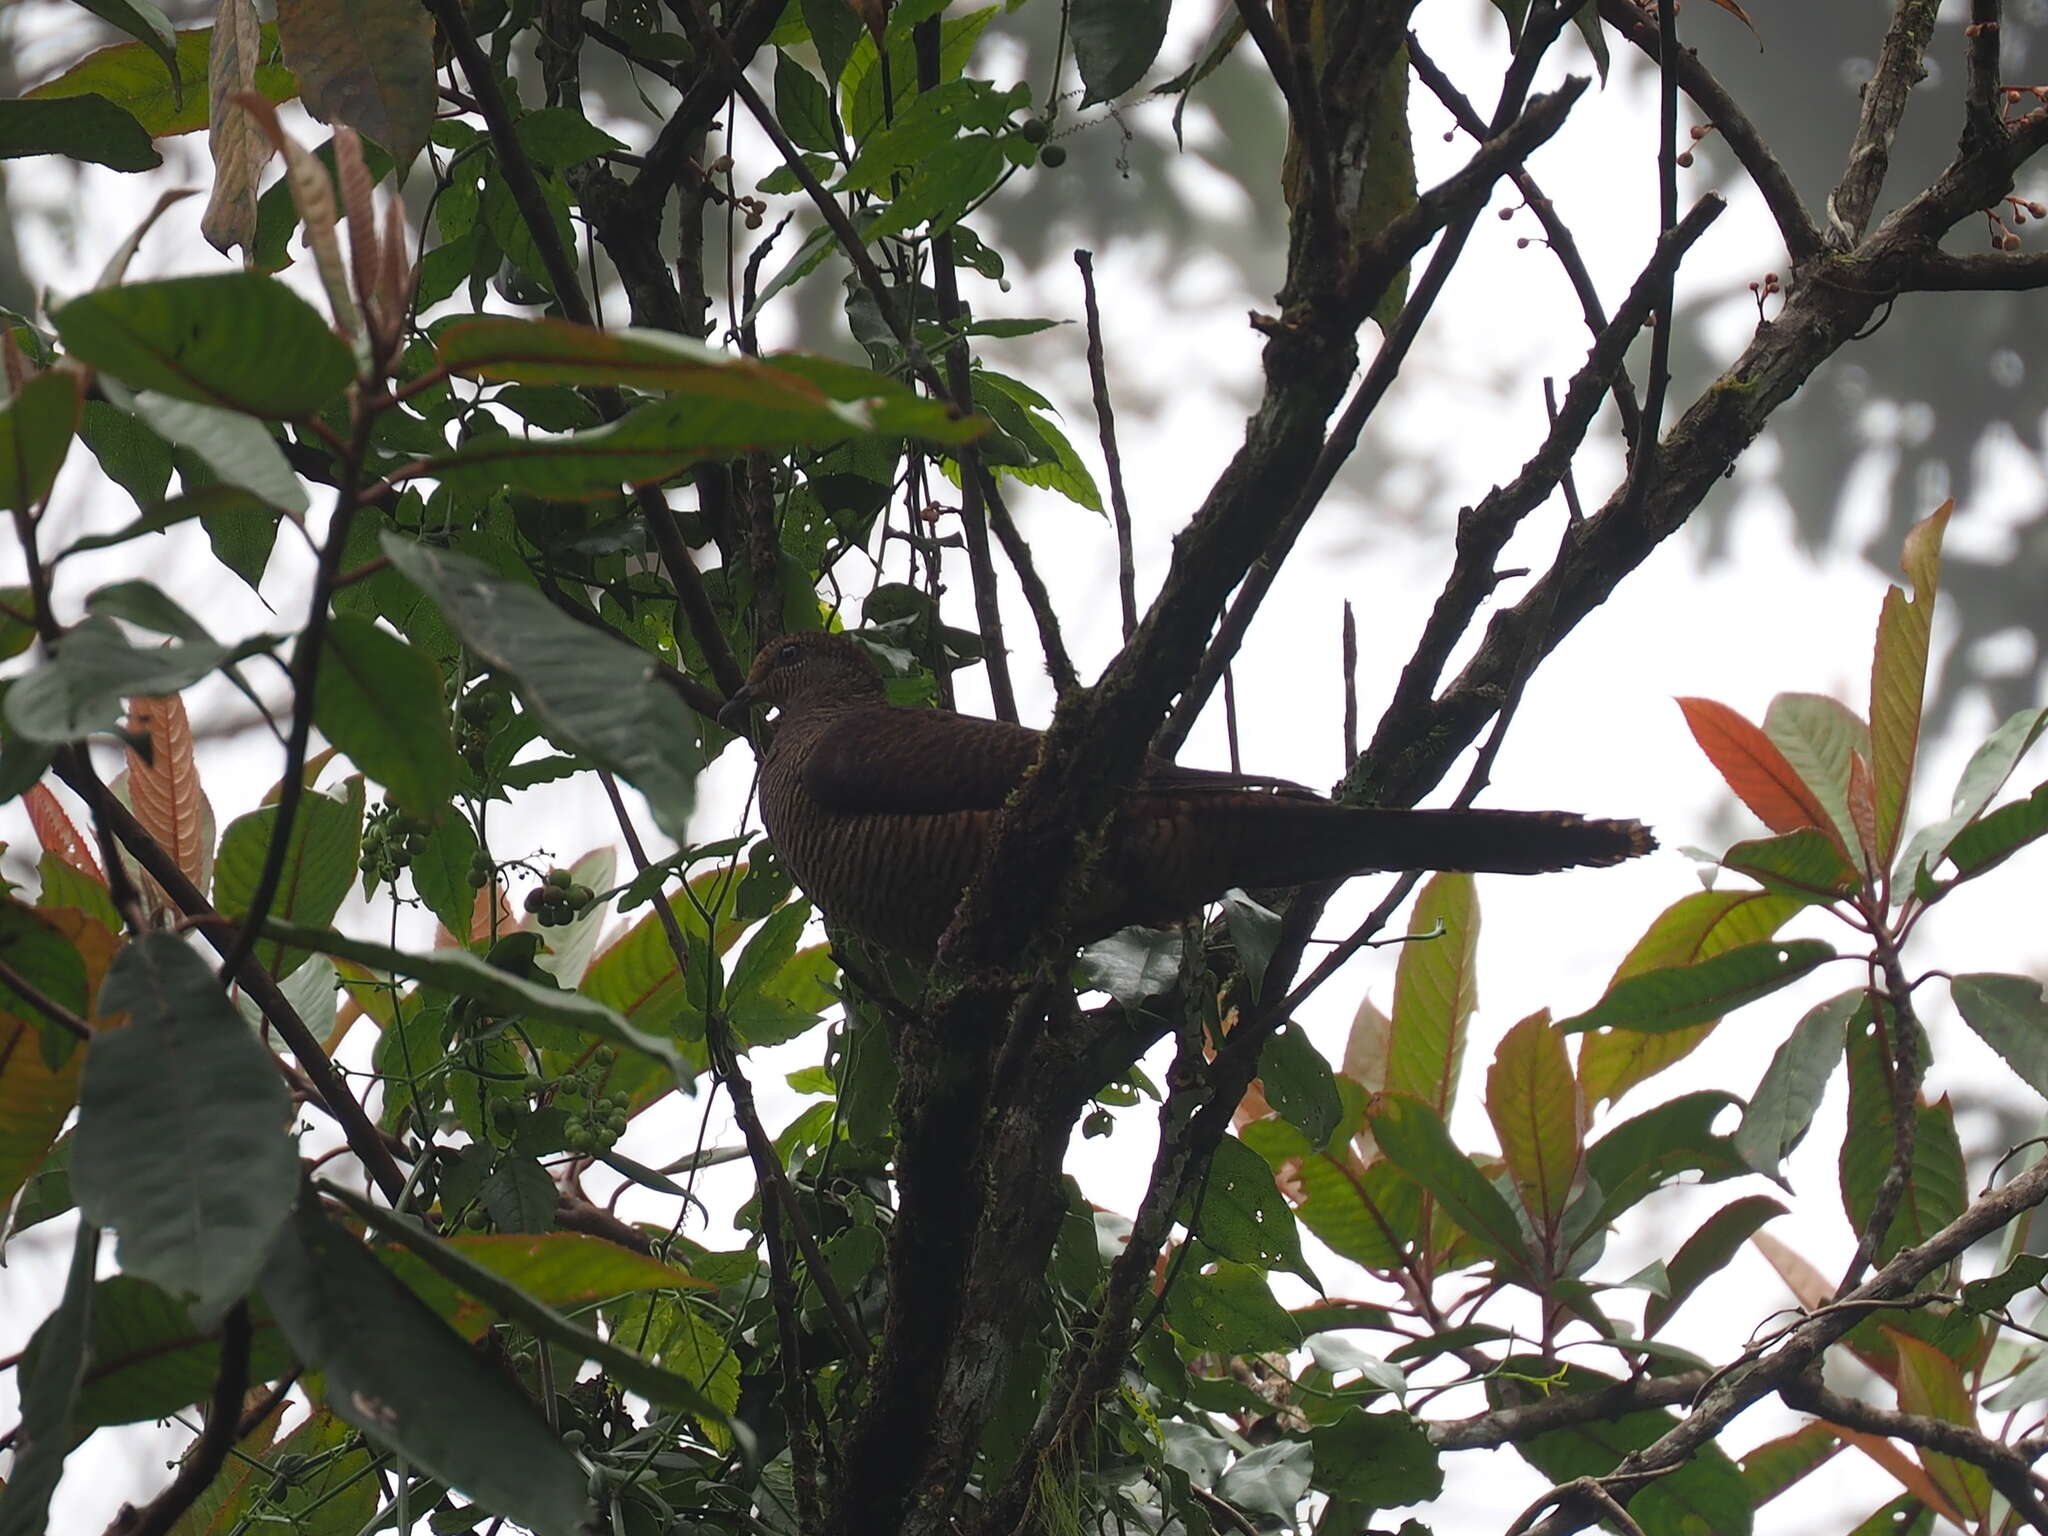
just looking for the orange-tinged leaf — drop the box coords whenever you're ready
[1344,993,1392,1163]
[125,693,213,902]
[1825,1423,1968,1527]
[275,0,435,167]
[1484,1011,1583,1237]
[1678,696,1841,840]
[0,907,118,1207]
[1889,1327,1991,1523]
[25,781,103,881]
[1869,501,1952,866]
[1578,888,1808,1105]
[1385,873,1477,1117]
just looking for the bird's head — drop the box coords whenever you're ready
[719,631,885,727]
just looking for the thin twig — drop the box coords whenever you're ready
[980,472,1078,692]
[1075,250,1138,643]
[1341,601,1358,771]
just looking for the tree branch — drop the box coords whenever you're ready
[1827,0,1943,248]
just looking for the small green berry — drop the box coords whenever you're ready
[1018,116,1049,144]
[1039,143,1067,167]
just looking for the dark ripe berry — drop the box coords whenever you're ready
[1018,116,1049,143]
[464,1208,488,1229]
[523,888,548,914]
[1038,143,1067,167]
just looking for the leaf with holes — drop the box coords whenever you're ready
[1561,940,1834,1038]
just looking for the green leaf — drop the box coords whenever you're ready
[1839,1014,1965,1264]
[1499,1358,1755,1536]
[1891,1329,1990,1523]
[1559,940,1835,1037]
[1579,1091,1749,1231]
[1367,1093,1531,1271]
[1762,692,1872,858]
[328,1183,725,1417]
[1739,1422,1840,1505]
[0,369,83,513]
[1386,872,1478,1115]
[49,1276,295,1427]
[1257,1020,1343,1150]
[1721,827,1861,899]
[801,0,863,85]
[1076,925,1183,1007]
[1579,888,1811,1106]
[1191,1134,1317,1287]
[1732,989,1858,1175]
[1071,0,1170,104]
[481,1153,558,1233]
[0,95,161,172]
[212,781,364,980]
[1311,1410,1443,1507]
[262,918,695,1084]
[776,54,839,153]
[1484,1012,1582,1234]
[55,274,353,418]
[314,617,462,818]
[259,1196,593,1536]
[1870,503,1950,865]
[26,23,296,137]
[1946,777,2048,882]
[381,537,703,841]
[0,1223,99,1536]
[2,614,238,742]
[1952,973,2048,1100]
[1164,1258,1302,1354]
[1644,1195,1787,1337]
[72,0,180,89]
[0,587,35,662]
[69,401,175,519]
[411,812,481,941]
[72,934,298,1324]
[8,1127,76,1235]
[516,107,628,170]
[137,396,309,513]
[1894,706,2048,889]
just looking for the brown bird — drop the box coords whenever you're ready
[723,633,1654,956]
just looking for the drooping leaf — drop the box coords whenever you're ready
[72,933,299,1325]
[1838,1013,1966,1264]
[1644,1196,1787,1337]
[1732,989,1860,1176]
[124,691,214,903]
[1189,1134,1317,1287]
[1164,1258,1303,1355]
[1077,925,1182,1007]
[200,0,270,256]
[1071,0,1170,104]
[275,0,435,166]
[0,368,83,513]
[1951,973,2048,1101]
[314,616,462,819]
[1946,778,2048,883]
[259,1196,593,1536]
[136,396,309,513]
[1869,502,1952,865]
[1256,1020,1344,1151]
[381,536,703,841]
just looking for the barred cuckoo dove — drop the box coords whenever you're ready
[723,632,1654,955]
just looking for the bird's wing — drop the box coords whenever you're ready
[798,707,1047,813]
[799,704,1323,813]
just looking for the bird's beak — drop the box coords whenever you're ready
[717,686,756,731]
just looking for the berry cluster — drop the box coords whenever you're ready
[524,867,596,927]
[454,679,512,774]
[360,801,432,886]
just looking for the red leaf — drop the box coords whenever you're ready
[24,782,103,882]
[1677,697,1840,841]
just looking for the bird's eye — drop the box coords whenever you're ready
[775,641,802,666]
